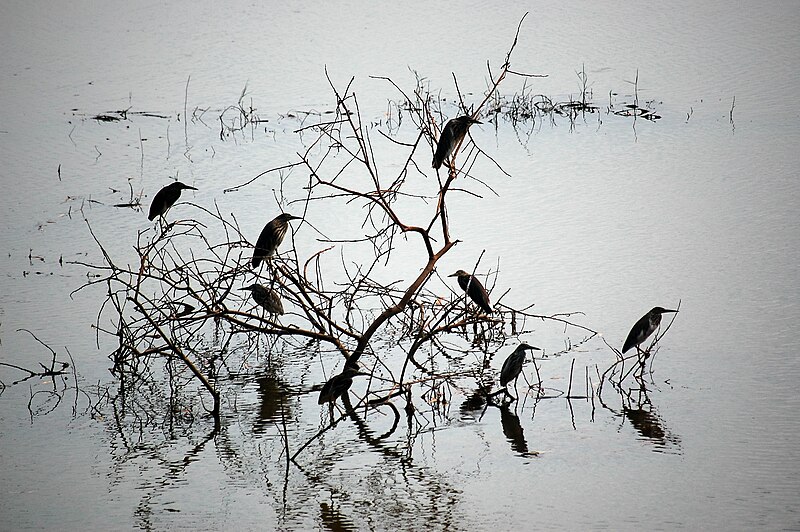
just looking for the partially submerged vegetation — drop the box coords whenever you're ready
[4,15,678,468]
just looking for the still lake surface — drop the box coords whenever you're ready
[1,1,799,530]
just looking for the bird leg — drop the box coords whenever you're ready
[328,403,336,427]
[511,376,520,402]
[504,392,515,404]
[501,385,514,402]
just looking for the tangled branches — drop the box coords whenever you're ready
[69,15,677,462]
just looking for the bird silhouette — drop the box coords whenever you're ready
[500,343,542,397]
[240,284,284,315]
[148,182,197,221]
[449,269,492,314]
[252,213,301,267]
[622,306,678,354]
[432,116,481,170]
[318,366,360,405]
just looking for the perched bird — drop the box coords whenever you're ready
[432,115,481,170]
[449,269,492,314]
[500,343,542,394]
[240,284,284,315]
[622,306,678,354]
[252,213,301,267]
[148,181,197,221]
[318,366,360,406]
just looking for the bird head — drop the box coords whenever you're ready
[517,343,542,352]
[448,270,469,278]
[277,213,302,222]
[239,284,259,292]
[175,181,198,191]
[455,115,481,127]
[652,307,678,315]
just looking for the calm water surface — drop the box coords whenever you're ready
[1,1,799,530]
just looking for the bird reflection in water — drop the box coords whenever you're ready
[499,402,539,457]
[613,384,682,453]
[253,371,291,433]
[459,389,540,457]
[459,388,489,414]
[622,402,682,453]
[319,501,358,532]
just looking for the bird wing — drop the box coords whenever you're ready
[500,352,517,386]
[622,314,649,353]
[149,185,184,221]
[148,187,169,220]
[252,220,280,267]
[467,277,492,314]
[432,124,454,169]
[147,199,161,221]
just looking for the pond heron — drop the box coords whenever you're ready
[148,181,197,221]
[240,284,284,315]
[500,343,542,396]
[449,269,492,314]
[432,116,481,170]
[622,306,678,354]
[318,366,360,406]
[252,213,301,267]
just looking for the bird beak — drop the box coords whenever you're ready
[517,343,541,351]
[663,309,678,313]
[238,287,250,291]
[184,185,198,190]
[447,272,458,277]
[470,118,482,125]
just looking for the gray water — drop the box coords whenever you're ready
[1,1,799,530]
